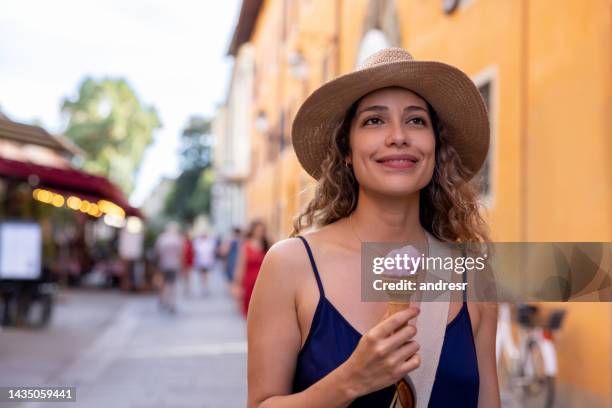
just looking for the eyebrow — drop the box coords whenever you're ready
[356,105,429,117]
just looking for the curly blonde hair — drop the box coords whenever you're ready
[290,96,491,244]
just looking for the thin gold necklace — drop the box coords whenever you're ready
[349,212,429,246]
[349,212,393,260]
[348,212,431,279]
[348,212,364,243]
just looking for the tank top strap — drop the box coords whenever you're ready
[462,266,468,303]
[296,236,325,297]
[459,246,469,303]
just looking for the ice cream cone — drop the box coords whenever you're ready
[376,247,420,408]
[384,301,412,318]
[380,272,420,319]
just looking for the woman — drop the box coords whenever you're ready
[220,227,243,282]
[193,231,216,296]
[181,230,194,296]
[247,48,500,407]
[232,220,269,317]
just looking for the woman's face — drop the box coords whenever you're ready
[252,223,266,239]
[348,87,436,197]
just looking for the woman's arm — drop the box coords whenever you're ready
[247,238,421,408]
[475,302,501,408]
[247,239,354,407]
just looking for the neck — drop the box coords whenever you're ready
[349,189,426,244]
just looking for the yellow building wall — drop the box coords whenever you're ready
[244,0,611,402]
[396,1,611,400]
[526,0,611,242]
[248,0,284,240]
[525,1,612,402]
[395,0,524,241]
[339,0,370,72]
[397,0,611,402]
[249,0,341,241]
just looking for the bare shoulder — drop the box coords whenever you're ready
[258,237,314,287]
[248,237,316,324]
[265,237,311,267]
[260,223,349,281]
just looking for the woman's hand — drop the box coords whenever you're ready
[339,307,421,398]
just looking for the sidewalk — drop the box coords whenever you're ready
[1,266,247,408]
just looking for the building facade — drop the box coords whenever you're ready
[211,44,255,236]
[228,0,612,404]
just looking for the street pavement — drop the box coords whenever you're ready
[0,267,570,408]
[0,267,247,408]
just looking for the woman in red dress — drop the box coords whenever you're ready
[181,232,194,296]
[232,220,269,317]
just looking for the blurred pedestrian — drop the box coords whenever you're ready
[181,230,194,296]
[154,222,183,313]
[231,220,268,317]
[193,231,216,296]
[214,233,224,260]
[220,227,242,283]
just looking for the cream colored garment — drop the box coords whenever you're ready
[391,231,453,408]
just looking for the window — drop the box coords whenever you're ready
[476,82,491,196]
[471,66,497,208]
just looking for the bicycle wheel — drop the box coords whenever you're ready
[497,347,521,407]
[522,338,546,393]
[544,376,555,408]
[497,345,514,391]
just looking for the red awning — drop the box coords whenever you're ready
[0,157,142,218]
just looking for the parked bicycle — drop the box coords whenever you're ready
[496,303,566,408]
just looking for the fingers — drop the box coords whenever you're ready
[397,353,421,375]
[388,339,420,365]
[382,322,418,351]
[371,307,420,338]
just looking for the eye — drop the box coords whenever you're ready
[362,116,384,126]
[407,116,427,126]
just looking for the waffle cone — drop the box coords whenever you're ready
[386,302,412,316]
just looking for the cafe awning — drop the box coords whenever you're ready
[0,157,142,218]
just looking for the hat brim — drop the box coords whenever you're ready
[291,60,490,180]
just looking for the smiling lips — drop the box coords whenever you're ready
[376,154,418,170]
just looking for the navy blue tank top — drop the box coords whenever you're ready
[292,236,479,407]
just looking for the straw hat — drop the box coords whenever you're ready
[291,48,490,180]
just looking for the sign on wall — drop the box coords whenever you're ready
[0,221,42,280]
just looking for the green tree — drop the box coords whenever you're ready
[164,115,213,223]
[61,77,161,194]
[179,115,212,171]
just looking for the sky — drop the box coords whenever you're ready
[0,0,241,206]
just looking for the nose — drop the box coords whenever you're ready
[385,120,410,147]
